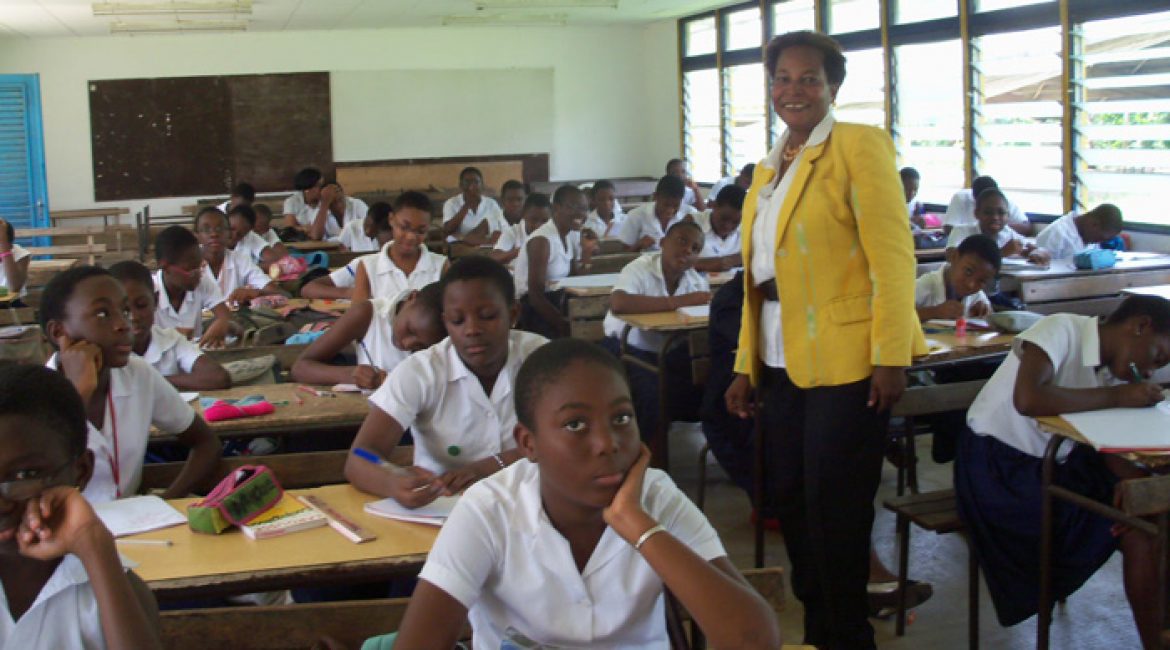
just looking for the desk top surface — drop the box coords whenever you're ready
[286,240,342,252]
[285,298,352,313]
[192,383,369,434]
[999,253,1170,280]
[29,258,80,271]
[1121,284,1170,300]
[561,271,735,297]
[1037,416,1170,467]
[615,311,708,331]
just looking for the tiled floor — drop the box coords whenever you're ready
[669,422,1142,649]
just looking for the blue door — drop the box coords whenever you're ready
[0,74,50,235]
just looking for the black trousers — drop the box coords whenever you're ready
[759,367,888,650]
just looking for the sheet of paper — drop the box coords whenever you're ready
[924,318,990,330]
[179,392,199,402]
[676,305,710,320]
[94,496,186,537]
[363,496,459,526]
[331,383,372,395]
[552,273,622,289]
[1061,404,1170,451]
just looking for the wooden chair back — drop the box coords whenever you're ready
[17,226,108,265]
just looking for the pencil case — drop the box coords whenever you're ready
[1074,249,1116,270]
[187,465,283,534]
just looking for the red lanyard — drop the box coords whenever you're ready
[105,392,121,498]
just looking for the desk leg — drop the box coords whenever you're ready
[617,325,668,471]
[652,331,684,474]
[1037,433,1063,650]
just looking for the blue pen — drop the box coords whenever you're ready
[1130,362,1144,384]
[356,339,373,366]
[353,448,431,492]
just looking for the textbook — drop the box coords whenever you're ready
[1061,401,1170,452]
[676,304,710,322]
[363,496,459,526]
[240,494,328,540]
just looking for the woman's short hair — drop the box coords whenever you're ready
[765,30,847,86]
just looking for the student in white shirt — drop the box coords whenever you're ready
[901,167,926,230]
[194,208,284,305]
[334,200,384,252]
[253,203,283,246]
[352,191,449,303]
[582,179,627,239]
[0,364,161,650]
[618,175,699,252]
[392,338,780,649]
[946,188,1051,265]
[298,182,368,242]
[291,283,447,390]
[490,192,550,266]
[499,179,527,227]
[708,163,755,207]
[955,297,1170,646]
[110,261,230,391]
[227,204,287,270]
[151,226,232,347]
[515,185,599,338]
[441,167,505,245]
[345,256,548,509]
[943,175,1032,235]
[216,181,255,214]
[666,158,708,211]
[915,234,999,321]
[0,218,31,302]
[300,206,395,300]
[40,266,218,503]
[282,167,325,234]
[694,184,745,273]
[1036,203,1124,261]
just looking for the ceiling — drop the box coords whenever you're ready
[0,0,731,37]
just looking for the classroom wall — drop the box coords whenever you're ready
[0,22,681,218]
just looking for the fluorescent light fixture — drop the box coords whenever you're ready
[93,1,252,17]
[442,13,569,26]
[109,19,248,33]
[474,0,617,8]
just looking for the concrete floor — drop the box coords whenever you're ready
[668,422,1142,649]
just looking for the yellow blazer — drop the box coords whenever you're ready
[734,122,926,389]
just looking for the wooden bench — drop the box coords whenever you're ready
[136,206,195,261]
[16,226,108,265]
[49,208,132,255]
[589,252,639,274]
[890,379,989,495]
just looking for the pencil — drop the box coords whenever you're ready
[116,538,173,547]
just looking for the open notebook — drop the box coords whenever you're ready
[1061,401,1170,452]
[364,496,459,526]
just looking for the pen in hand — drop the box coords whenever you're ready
[1130,362,1144,384]
[353,447,433,493]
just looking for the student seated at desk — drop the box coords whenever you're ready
[947,188,1051,266]
[41,266,219,503]
[307,181,367,242]
[300,205,395,301]
[955,295,1170,648]
[617,174,699,253]
[151,226,232,348]
[915,233,999,321]
[335,199,385,253]
[515,186,599,338]
[0,364,162,650]
[442,166,505,246]
[392,338,781,649]
[227,204,287,270]
[902,166,925,230]
[582,179,626,239]
[499,179,527,227]
[0,217,30,305]
[694,185,745,273]
[601,221,709,439]
[282,167,325,236]
[195,208,284,305]
[253,203,282,246]
[109,261,230,391]
[708,162,754,207]
[666,157,707,211]
[216,181,254,214]
[352,191,449,303]
[490,192,550,266]
[1036,203,1124,262]
[345,257,547,509]
[291,283,446,390]
[944,175,1032,236]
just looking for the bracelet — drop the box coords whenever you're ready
[634,524,666,551]
[491,453,506,470]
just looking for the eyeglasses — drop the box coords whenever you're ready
[0,456,77,502]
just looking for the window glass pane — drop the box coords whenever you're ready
[974,27,1063,215]
[894,40,965,206]
[828,0,878,35]
[895,0,956,24]
[771,0,816,36]
[684,69,723,182]
[1080,11,1170,225]
[725,63,768,175]
[685,17,716,57]
[835,48,885,127]
[724,7,762,52]
[975,0,1053,12]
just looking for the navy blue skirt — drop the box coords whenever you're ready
[954,427,1119,626]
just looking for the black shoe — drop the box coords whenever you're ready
[868,580,934,619]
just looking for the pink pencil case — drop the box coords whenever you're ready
[203,399,276,422]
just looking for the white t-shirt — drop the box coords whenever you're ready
[1035,211,1090,261]
[335,218,379,252]
[152,269,226,339]
[359,292,412,374]
[708,176,736,203]
[493,222,530,253]
[945,223,1029,250]
[943,189,1030,228]
[365,242,447,299]
[583,207,626,239]
[513,220,580,297]
[967,314,1116,459]
[0,243,31,297]
[419,459,725,650]
[616,203,698,250]
[442,195,506,242]
[367,331,547,475]
[602,253,709,353]
[46,354,196,502]
[290,195,368,238]
[259,229,282,245]
[140,325,204,377]
[683,185,698,207]
[914,264,991,318]
[328,253,380,290]
[233,231,270,265]
[693,210,742,259]
[203,250,270,297]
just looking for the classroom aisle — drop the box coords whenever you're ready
[668,422,1141,650]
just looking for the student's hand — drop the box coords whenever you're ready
[969,301,991,318]
[0,218,10,248]
[435,464,483,496]
[487,230,502,246]
[1114,382,1164,408]
[463,192,481,212]
[319,184,339,206]
[636,235,656,251]
[603,444,657,545]
[1028,249,1051,266]
[56,334,103,402]
[9,486,112,562]
[199,319,230,349]
[724,373,755,419]
[390,466,443,509]
[678,291,712,307]
[227,287,261,304]
[933,300,964,320]
[868,365,906,412]
[351,364,386,389]
[1001,239,1024,258]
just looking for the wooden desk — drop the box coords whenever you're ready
[914,329,1015,370]
[155,383,369,441]
[560,273,730,341]
[915,247,947,262]
[1121,284,1170,301]
[999,253,1170,311]
[285,298,352,314]
[124,484,436,601]
[329,250,369,269]
[286,240,341,252]
[26,258,79,286]
[49,207,129,227]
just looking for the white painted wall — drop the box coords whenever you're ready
[0,21,681,218]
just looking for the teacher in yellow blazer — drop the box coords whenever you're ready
[725,31,925,650]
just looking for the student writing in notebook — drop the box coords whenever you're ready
[151,226,232,348]
[915,233,999,321]
[1035,203,1124,262]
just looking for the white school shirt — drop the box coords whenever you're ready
[328,253,380,289]
[442,195,506,242]
[233,231,270,264]
[616,203,699,250]
[419,459,725,650]
[46,354,196,503]
[140,325,204,377]
[914,264,991,318]
[967,314,1116,459]
[751,112,835,369]
[292,196,367,238]
[493,221,530,253]
[945,223,1028,250]
[0,553,134,649]
[365,242,447,299]
[152,270,225,339]
[693,210,742,258]
[259,228,282,246]
[683,185,698,207]
[203,250,270,297]
[1035,211,1089,261]
[513,220,580,297]
[708,175,735,203]
[0,243,30,297]
[583,208,626,239]
[368,331,547,475]
[943,189,1029,228]
[335,217,379,252]
[359,292,411,374]
[603,253,710,353]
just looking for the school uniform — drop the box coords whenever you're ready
[233,231,270,264]
[419,459,725,649]
[0,552,135,649]
[583,206,626,239]
[513,221,580,297]
[258,228,282,246]
[203,250,270,297]
[335,217,379,252]
[693,211,742,259]
[683,185,699,208]
[943,189,1030,229]
[140,325,204,377]
[945,223,1029,250]
[602,253,709,353]
[152,270,225,339]
[359,291,412,373]
[46,354,196,503]
[956,313,1120,626]
[708,175,736,203]
[327,253,379,290]
[914,264,991,318]
[0,243,30,298]
[364,242,446,299]
[1036,211,1089,261]
[442,195,505,242]
[493,221,530,253]
[616,203,699,251]
[289,195,367,239]
[367,331,547,475]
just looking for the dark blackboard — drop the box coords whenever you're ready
[89,72,332,201]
